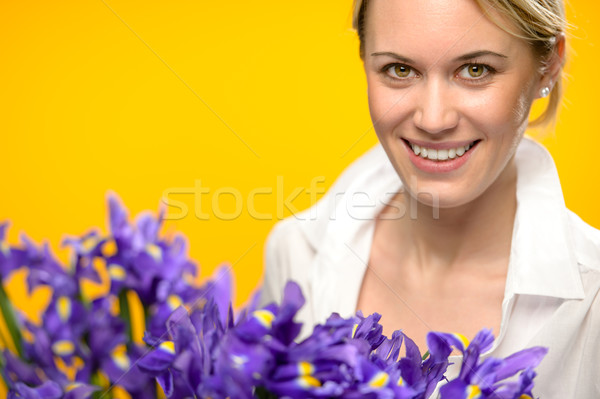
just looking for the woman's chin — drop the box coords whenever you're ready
[402,184,484,214]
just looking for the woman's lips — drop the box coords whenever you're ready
[401,138,480,173]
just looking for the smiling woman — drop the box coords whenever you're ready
[261,0,600,397]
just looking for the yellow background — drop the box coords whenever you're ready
[0,0,599,394]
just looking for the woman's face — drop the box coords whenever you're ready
[363,0,544,208]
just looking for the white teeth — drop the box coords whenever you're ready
[409,142,474,161]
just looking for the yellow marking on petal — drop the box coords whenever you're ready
[298,375,321,388]
[466,385,482,399]
[230,354,247,368]
[352,323,358,338]
[52,340,75,356]
[54,356,84,381]
[101,239,117,257]
[111,344,131,371]
[519,396,533,399]
[65,383,82,392]
[298,361,314,376]
[146,243,163,262]
[109,295,120,316]
[159,341,175,354]
[453,333,470,350]
[0,242,10,256]
[22,329,34,343]
[108,263,127,281]
[57,296,72,322]
[95,371,110,388]
[252,309,275,328]
[82,237,98,253]
[112,386,132,399]
[192,298,207,311]
[368,371,390,388]
[35,368,47,382]
[183,273,195,285]
[167,295,183,311]
[93,257,106,273]
[397,376,404,386]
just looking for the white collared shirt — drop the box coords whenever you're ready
[261,138,600,398]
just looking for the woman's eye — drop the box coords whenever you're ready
[386,64,415,79]
[458,64,489,79]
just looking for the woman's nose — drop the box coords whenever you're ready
[412,80,459,134]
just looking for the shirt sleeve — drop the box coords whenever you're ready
[258,217,317,312]
[259,220,288,307]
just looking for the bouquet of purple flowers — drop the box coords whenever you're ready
[0,195,547,398]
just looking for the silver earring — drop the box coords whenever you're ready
[540,86,551,98]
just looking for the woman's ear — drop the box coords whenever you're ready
[540,33,566,90]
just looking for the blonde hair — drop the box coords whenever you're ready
[351,0,566,127]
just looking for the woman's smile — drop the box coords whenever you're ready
[401,138,481,173]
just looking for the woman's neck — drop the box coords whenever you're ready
[382,157,518,277]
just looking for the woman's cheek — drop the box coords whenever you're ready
[468,81,534,131]
[461,90,516,132]
[368,86,413,134]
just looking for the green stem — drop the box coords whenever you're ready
[118,289,133,345]
[90,372,105,399]
[254,386,279,399]
[0,350,12,389]
[144,304,150,336]
[0,283,22,357]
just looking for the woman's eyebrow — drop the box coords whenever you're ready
[370,52,415,64]
[370,50,508,63]
[454,50,508,61]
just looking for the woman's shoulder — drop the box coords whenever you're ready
[267,143,391,252]
[260,143,393,306]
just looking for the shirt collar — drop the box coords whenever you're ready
[507,138,584,299]
[296,143,397,251]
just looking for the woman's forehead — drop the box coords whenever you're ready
[364,0,525,60]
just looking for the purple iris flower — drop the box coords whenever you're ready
[61,383,100,399]
[0,222,25,278]
[100,342,156,396]
[7,379,99,399]
[42,294,88,340]
[102,193,199,306]
[3,350,44,387]
[432,329,548,398]
[7,381,63,399]
[147,264,231,338]
[139,303,221,398]
[11,234,76,296]
[60,231,103,285]
[352,312,386,351]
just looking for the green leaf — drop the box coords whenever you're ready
[422,350,430,361]
[0,283,23,357]
[254,386,279,399]
[118,289,133,345]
